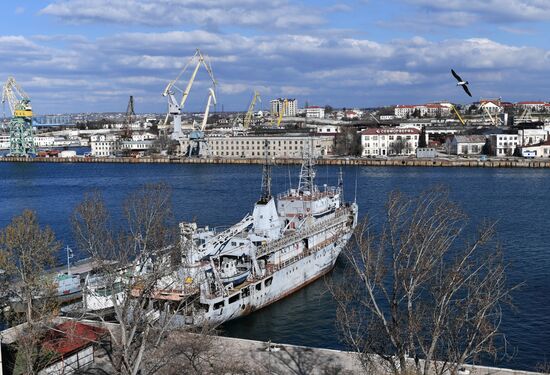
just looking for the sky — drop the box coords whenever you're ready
[0,0,549,114]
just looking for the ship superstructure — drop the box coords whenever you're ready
[141,149,358,326]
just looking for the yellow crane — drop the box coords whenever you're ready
[1,76,35,156]
[450,104,465,125]
[276,99,287,127]
[243,90,261,129]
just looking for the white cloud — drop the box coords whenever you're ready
[40,0,324,29]
[407,0,550,24]
[1,31,549,112]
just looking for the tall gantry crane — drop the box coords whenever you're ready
[123,95,135,139]
[243,90,261,129]
[1,77,35,156]
[162,49,216,141]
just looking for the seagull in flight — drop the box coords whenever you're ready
[451,69,472,97]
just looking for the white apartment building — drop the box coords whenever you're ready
[305,106,325,119]
[516,101,547,111]
[489,133,519,156]
[361,127,420,157]
[182,135,334,158]
[394,105,428,118]
[90,134,119,157]
[270,98,297,117]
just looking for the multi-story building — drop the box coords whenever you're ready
[305,106,325,119]
[516,101,547,111]
[90,134,119,157]
[488,133,519,156]
[182,135,333,158]
[394,105,427,118]
[270,98,297,117]
[361,127,420,157]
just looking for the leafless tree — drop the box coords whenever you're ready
[261,345,353,375]
[0,210,61,374]
[389,138,411,156]
[330,187,516,375]
[72,183,191,375]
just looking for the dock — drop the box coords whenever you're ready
[2,155,550,168]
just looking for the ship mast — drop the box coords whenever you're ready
[259,140,272,204]
[298,140,316,194]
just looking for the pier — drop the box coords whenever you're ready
[2,156,550,168]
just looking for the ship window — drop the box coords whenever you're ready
[229,294,240,304]
[214,301,225,310]
[255,283,262,291]
[265,277,273,287]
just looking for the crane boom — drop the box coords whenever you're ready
[243,90,261,129]
[451,104,465,125]
[276,99,287,127]
[200,88,217,132]
[162,48,216,140]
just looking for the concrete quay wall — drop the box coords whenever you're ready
[2,156,550,168]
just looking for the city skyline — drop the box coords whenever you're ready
[0,0,549,114]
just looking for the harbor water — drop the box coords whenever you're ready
[0,162,549,371]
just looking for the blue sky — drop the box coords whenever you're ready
[0,0,549,114]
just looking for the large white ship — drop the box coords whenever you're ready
[149,151,358,326]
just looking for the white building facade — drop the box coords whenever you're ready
[361,127,420,157]
[183,135,334,158]
[489,133,519,156]
[306,106,325,119]
[90,134,119,157]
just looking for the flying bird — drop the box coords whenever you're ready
[451,69,472,97]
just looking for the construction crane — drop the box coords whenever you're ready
[123,95,135,139]
[162,49,216,141]
[450,104,466,125]
[480,103,501,126]
[1,76,35,156]
[188,88,216,157]
[274,99,288,127]
[243,90,261,129]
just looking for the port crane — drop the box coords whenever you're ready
[480,102,502,126]
[1,76,35,156]
[270,99,288,127]
[162,49,216,141]
[188,88,216,157]
[123,95,135,139]
[243,90,261,129]
[450,104,466,125]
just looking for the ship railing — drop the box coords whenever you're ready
[270,230,346,272]
[256,208,351,258]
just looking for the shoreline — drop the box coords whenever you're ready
[2,155,550,168]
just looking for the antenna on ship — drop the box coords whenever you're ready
[259,140,272,204]
[338,167,344,201]
[354,167,358,204]
[298,139,316,194]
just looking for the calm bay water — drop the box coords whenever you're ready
[0,162,549,370]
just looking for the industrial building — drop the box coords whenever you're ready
[181,134,333,158]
